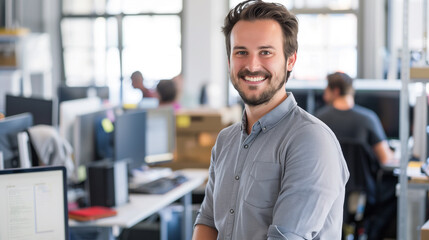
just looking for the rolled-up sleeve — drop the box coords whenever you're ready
[194,147,217,229]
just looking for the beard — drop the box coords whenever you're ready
[231,68,286,106]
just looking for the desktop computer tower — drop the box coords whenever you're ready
[88,159,129,207]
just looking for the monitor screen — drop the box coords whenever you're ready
[0,113,34,169]
[144,106,175,165]
[314,89,401,139]
[58,86,109,103]
[412,95,429,161]
[6,94,55,126]
[74,107,117,167]
[290,89,325,114]
[114,110,147,170]
[354,90,400,139]
[0,166,69,240]
[59,98,102,146]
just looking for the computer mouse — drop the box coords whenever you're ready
[173,174,188,184]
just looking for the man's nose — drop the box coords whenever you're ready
[246,54,262,72]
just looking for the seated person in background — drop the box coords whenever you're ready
[315,71,396,240]
[156,79,180,111]
[131,71,158,98]
[315,72,395,165]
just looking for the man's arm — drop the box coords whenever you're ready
[192,224,218,240]
[268,124,349,239]
[373,141,395,165]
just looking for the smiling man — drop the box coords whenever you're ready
[192,1,349,240]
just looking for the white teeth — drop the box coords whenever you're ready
[244,76,265,82]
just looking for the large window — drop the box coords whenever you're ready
[61,0,182,104]
[229,0,358,80]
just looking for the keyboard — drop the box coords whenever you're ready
[129,175,188,194]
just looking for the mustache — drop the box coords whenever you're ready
[237,69,271,79]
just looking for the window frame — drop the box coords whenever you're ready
[59,2,183,103]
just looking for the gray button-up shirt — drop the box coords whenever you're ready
[195,93,349,240]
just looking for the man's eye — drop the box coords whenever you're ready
[261,51,271,55]
[236,51,247,55]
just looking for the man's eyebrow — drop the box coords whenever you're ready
[233,46,247,50]
[233,45,275,50]
[259,45,274,49]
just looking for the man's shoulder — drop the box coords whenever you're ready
[352,105,379,120]
[314,105,333,118]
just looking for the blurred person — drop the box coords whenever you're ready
[156,79,181,111]
[131,71,157,98]
[316,72,395,165]
[315,71,397,240]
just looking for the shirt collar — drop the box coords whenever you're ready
[240,92,298,134]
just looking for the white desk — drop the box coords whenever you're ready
[396,162,429,240]
[70,168,208,240]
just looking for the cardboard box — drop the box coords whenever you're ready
[0,51,16,67]
[422,219,429,240]
[176,111,225,133]
[175,106,242,165]
[411,67,429,80]
[176,106,242,133]
[176,132,217,165]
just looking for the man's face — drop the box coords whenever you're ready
[323,87,336,104]
[131,79,137,88]
[228,19,296,106]
[131,76,142,89]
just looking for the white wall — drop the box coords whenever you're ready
[359,0,386,79]
[182,0,228,108]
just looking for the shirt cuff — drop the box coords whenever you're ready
[267,225,304,240]
[194,213,216,229]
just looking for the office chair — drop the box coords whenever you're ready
[339,139,396,240]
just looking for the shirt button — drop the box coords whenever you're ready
[263,127,267,131]
[244,144,248,149]
[235,175,240,180]
[230,209,234,214]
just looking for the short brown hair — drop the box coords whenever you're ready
[222,0,298,62]
[327,72,354,96]
[156,79,177,103]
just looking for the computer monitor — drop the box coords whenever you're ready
[290,89,325,114]
[5,94,55,126]
[354,90,400,139]
[412,95,429,162]
[0,166,69,240]
[290,89,309,110]
[114,110,147,171]
[59,97,102,146]
[74,107,117,168]
[0,113,33,169]
[144,106,175,165]
[58,86,109,103]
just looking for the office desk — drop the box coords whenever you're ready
[399,162,429,240]
[70,168,208,240]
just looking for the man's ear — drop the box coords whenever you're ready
[333,87,341,97]
[286,52,297,71]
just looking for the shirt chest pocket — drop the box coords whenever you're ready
[244,162,281,209]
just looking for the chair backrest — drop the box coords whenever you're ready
[339,139,380,205]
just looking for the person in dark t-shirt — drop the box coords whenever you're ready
[315,72,397,240]
[315,72,395,165]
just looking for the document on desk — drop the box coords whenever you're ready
[407,161,428,180]
[6,185,34,239]
[0,179,66,240]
